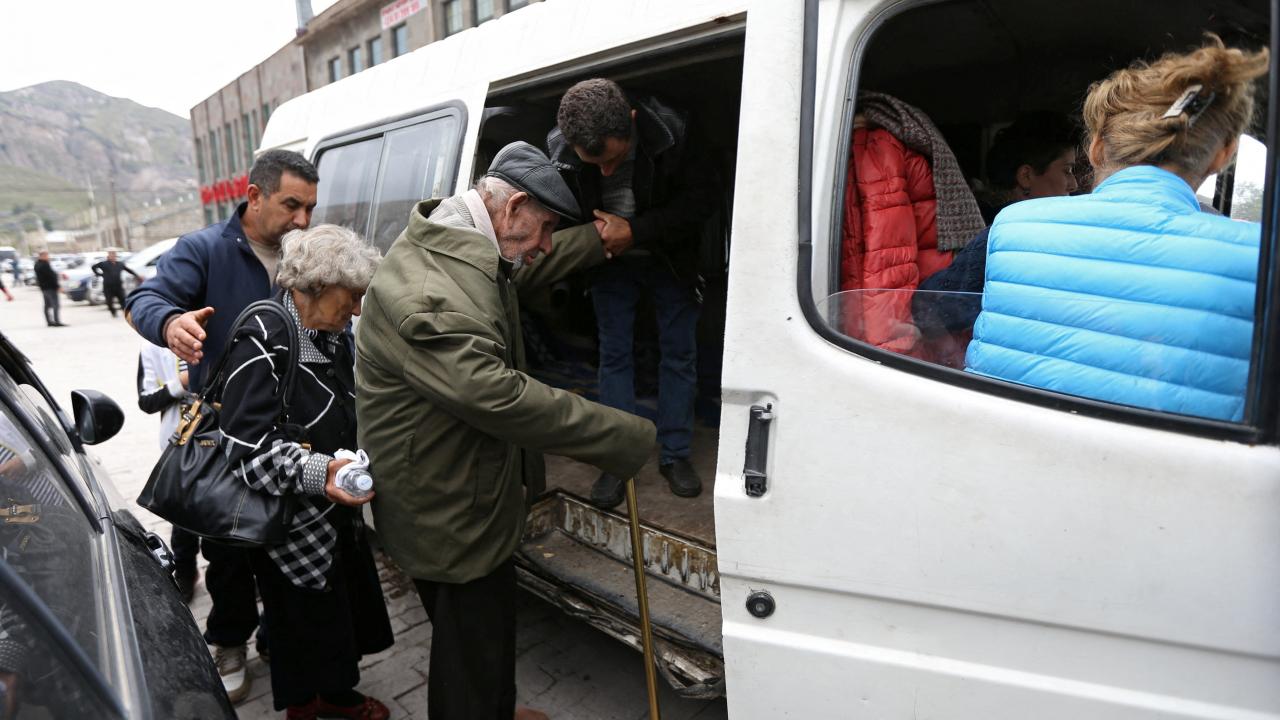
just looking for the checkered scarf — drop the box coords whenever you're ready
[224,295,346,590]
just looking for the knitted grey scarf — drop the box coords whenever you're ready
[857,92,985,251]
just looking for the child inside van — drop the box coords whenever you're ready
[913,112,1080,338]
[966,36,1268,421]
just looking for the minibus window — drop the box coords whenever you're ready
[369,116,461,251]
[312,137,383,238]
[816,0,1272,430]
[1197,134,1267,221]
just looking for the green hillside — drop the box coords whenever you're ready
[0,165,89,231]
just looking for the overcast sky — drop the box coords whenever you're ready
[0,0,341,118]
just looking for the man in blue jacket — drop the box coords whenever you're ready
[125,149,319,703]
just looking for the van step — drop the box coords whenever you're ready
[517,491,724,699]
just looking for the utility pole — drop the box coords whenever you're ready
[86,175,102,248]
[109,176,124,250]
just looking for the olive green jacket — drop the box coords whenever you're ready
[355,198,656,583]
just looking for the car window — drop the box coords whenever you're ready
[311,136,384,239]
[0,401,109,700]
[368,116,461,251]
[0,577,121,718]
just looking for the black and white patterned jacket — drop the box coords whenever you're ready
[218,292,359,590]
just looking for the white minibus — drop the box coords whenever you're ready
[260,1,1280,716]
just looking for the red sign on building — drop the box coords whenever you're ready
[381,0,426,30]
[200,174,250,206]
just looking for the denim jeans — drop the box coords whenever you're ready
[590,256,699,464]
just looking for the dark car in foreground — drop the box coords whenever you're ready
[0,331,233,719]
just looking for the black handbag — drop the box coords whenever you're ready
[137,300,303,547]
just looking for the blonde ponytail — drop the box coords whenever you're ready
[1083,35,1268,177]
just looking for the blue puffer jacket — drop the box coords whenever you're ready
[965,165,1260,421]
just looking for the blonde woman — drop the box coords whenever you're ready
[966,37,1269,422]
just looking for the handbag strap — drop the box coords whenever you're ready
[199,299,301,415]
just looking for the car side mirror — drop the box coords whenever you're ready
[70,389,124,445]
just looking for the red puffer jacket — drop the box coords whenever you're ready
[839,126,953,355]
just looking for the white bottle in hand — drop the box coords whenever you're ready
[333,449,374,499]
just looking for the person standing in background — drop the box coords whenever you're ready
[33,251,63,327]
[93,250,141,318]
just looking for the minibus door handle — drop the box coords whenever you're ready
[743,404,773,497]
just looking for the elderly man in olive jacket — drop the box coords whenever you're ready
[356,142,654,720]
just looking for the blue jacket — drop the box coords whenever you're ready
[965,166,1260,421]
[125,204,273,392]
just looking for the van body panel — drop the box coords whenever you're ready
[716,0,1280,716]
[260,0,1280,714]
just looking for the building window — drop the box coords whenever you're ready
[252,108,260,135]
[210,130,222,179]
[475,0,495,24]
[349,46,364,74]
[508,0,528,8]
[262,102,272,124]
[242,114,255,168]
[369,36,384,66]
[328,56,342,83]
[392,23,409,56]
[443,0,464,36]
[224,122,237,173]
[195,137,207,184]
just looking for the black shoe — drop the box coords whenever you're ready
[660,458,702,498]
[589,472,626,509]
[174,564,197,604]
[54,322,68,327]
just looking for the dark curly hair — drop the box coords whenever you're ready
[985,112,1081,191]
[556,78,632,156]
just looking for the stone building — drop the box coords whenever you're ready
[190,43,308,225]
[190,0,538,226]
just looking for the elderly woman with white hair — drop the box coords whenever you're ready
[217,224,394,720]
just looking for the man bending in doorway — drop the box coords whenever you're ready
[548,78,720,508]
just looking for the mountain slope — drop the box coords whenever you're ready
[0,81,195,226]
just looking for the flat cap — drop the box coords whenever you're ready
[485,141,580,222]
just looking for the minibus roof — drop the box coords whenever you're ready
[260,0,749,159]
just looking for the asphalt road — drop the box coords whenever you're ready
[0,282,728,720]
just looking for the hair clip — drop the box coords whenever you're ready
[1161,84,1216,126]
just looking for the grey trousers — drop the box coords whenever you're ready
[41,288,60,325]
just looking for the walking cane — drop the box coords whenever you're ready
[625,477,662,720]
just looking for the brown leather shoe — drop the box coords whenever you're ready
[515,707,550,720]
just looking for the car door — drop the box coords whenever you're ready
[714,1,1280,718]
[0,335,234,719]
